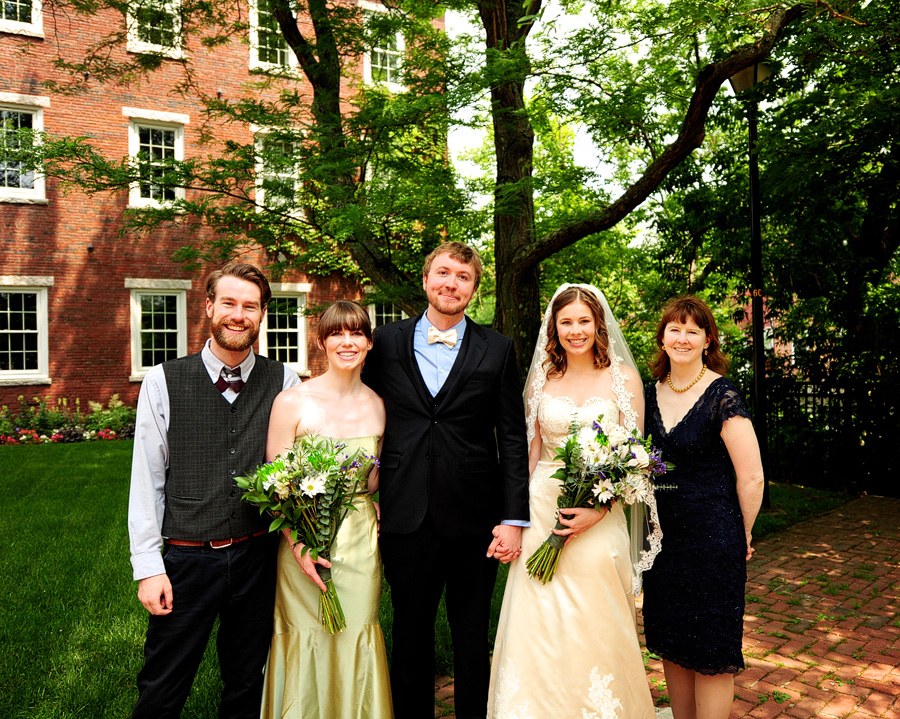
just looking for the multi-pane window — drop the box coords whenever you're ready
[137,126,176,202]
[265,296,302,364]
[139,294,179,367]
[126,0,181,56]
[371,31,402,85]
[256,134,299,212]
[259,286,309,373]
[0,98,45,201]
[135,0,179,48]
[0,290,38,372]
[2,0,31,24]
[0,109,34,191]
[0,0,41,35]
[251,0,294,70]
[0,279,51,383]
[127,281,188,378]
[361,3,404,89]
[126,111,186,207]
[372,302,404,326]
[257,0,288,66]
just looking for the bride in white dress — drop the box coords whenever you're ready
[487,284,662,719]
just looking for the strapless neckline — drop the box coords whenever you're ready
[542,395,611,410]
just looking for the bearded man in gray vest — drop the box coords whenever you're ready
[128,262,300,719]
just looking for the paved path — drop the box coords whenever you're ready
[432,495,900,718]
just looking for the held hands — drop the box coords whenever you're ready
[486,524,523,564]
[552,506,609,546]
[137,573,174,615]
[290,540,332,593]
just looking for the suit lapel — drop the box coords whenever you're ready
[395,314,434,407]
[434,317,488,405]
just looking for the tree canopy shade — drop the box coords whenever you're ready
[9,0,890,370]
[633,0,899,492]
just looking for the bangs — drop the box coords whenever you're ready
[316,301,373,345]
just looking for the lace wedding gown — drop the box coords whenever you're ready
[260,436,393,719]
[487,396,655,719]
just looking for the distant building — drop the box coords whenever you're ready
[1,0,409,405]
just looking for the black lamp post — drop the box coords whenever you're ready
[729,63,771,508]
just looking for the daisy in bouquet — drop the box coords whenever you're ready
[235,434,378,633]
[525,414,671,583]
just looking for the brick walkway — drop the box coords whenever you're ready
[433,495,900,718]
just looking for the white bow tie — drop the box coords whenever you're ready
[427,326,458,348]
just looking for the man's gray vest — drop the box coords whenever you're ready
[161,352,284,541]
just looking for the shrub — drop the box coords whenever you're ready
[0,395,136,444]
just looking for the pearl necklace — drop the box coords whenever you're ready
[667,364,707,393]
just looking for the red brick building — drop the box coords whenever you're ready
[0,0,409,406]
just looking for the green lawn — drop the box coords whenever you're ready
[0,442,850,718]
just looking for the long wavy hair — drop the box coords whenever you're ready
[649,295,729,380]
[544,287,610,379]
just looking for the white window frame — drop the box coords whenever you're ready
[125,0,184,58]
[125,278,190,380]
[360,0,405,92]
[0,93,49,204]
[253,129,305,218]
[258,283,310,376]
[249,0,299,74]
[124,108,188,208]
[0,0,43,38]
[0,276,52,386]
[368,301,406,327]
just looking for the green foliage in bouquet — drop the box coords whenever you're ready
[526,415,671,584]
[235,434,378,633]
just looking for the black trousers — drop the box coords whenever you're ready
[380,514,499,719]
[131,533,278,719]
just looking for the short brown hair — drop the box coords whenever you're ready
[544,287,610,379]
[205,262,272,308]
[649,295,729,380]
[316,300,373,347]
[422,241,483,288]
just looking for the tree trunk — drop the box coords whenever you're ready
[478,0,543,374]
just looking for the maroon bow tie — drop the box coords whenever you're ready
[216,368,245,393]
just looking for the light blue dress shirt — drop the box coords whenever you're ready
[413,314,467,397]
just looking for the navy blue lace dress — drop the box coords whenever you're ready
[642,377,752,675]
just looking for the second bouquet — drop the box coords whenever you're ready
[235,434,378,634]
[525,414,670,584]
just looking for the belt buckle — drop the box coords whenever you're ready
[210,538,234,549]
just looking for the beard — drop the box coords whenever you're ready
[427,290,471,317]
[211,319,260,353]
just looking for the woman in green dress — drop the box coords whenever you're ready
[261,300,392,719]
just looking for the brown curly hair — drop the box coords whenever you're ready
[544,287,610,379]
[649,295,729,380]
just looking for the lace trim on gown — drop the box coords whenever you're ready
[495,660,624,719]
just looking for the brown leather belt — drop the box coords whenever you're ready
[166,529,268,550]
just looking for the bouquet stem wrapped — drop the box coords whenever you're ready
[235,435,378,634]
[525,415,670,584]
[524,520,566,582]
[315,563,346,634]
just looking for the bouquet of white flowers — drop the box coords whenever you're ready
[525,414,671,583]
[235,435,378,633]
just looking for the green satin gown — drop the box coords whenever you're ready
[261,436,393,719]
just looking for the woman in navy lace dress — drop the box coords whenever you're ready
[642,296,764,719]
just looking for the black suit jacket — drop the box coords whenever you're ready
[362,314,530,537]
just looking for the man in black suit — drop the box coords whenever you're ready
[361,241,530,719]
